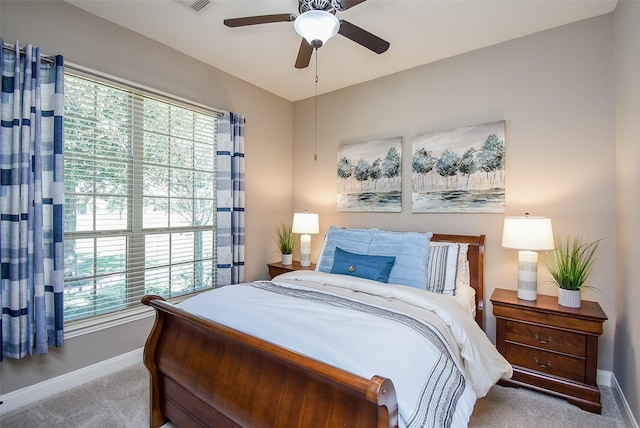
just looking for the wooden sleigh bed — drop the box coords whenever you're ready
[142,233,490,428]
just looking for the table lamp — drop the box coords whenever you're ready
[292,211,319,267]
[502,213,554,301]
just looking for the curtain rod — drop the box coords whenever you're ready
[2,42,57,65]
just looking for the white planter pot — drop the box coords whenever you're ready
[558,288,581,308]
[281,253,293,266]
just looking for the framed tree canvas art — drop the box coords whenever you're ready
[412,121,505,213]
[337,137,402,212]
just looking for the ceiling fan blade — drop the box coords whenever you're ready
[224,13,296,28]
[335,0,368,11]
[295,39,313,69]
[338,20,390,54]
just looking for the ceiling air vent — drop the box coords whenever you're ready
[176,0,213,14]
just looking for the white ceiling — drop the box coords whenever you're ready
[66,0,617,102]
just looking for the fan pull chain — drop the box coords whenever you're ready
[314,48,318,161]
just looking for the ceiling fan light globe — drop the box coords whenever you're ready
[294,10,340,47]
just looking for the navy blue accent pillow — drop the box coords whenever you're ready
[330,247,396,283]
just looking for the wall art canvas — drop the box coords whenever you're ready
[337,137,402,212]
[412,121,505,213]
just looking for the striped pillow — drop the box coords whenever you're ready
[426,242,459,295]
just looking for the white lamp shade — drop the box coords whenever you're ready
[502,216,554,251]
[292,212,319,235]
[294,10,340,46]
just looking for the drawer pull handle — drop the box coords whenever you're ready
[535,334,552,344]
[534,357,551,369]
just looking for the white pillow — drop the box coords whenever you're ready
[456,243,470,290]
[453,283,476,317]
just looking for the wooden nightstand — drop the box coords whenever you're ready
[491,288,607,414]
[267,261,316,279]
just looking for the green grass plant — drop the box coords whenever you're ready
[275,223,296,255]
[546,235,599,291]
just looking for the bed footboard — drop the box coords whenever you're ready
[142,295,399,428]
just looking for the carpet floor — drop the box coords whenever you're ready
[2,362,629,427]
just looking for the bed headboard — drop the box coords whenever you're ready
[431,234,485,329]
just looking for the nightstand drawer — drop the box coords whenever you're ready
[505,342,586,383]
[505,321,586,357]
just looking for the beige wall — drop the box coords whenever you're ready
[293,14,617,372]
[615,1,640,423]
[0,1,293,394]
[1,3,635,422]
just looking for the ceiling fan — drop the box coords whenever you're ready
[223,0,390,69]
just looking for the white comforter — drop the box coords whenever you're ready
[179,271,512,428]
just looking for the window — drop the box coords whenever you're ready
[63,71,218,323]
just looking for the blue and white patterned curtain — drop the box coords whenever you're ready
[0,41,65,360]
[216,112,245,286]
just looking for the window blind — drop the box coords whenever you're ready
[63,72,218,322]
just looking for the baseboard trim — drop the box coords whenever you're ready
[0,347,143,415]
[598,369,639,427]
[610,372,640,428]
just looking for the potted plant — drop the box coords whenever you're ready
[545,235,600,308]
[276,223,295,265]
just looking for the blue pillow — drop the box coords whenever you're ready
[330,247,396,283]
[369,230,433,289]
[316,226,375,273]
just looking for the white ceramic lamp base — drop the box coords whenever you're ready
[299,234,311,267]
[517,250,538,301]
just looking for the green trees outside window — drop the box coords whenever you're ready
[63,73,218,321]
